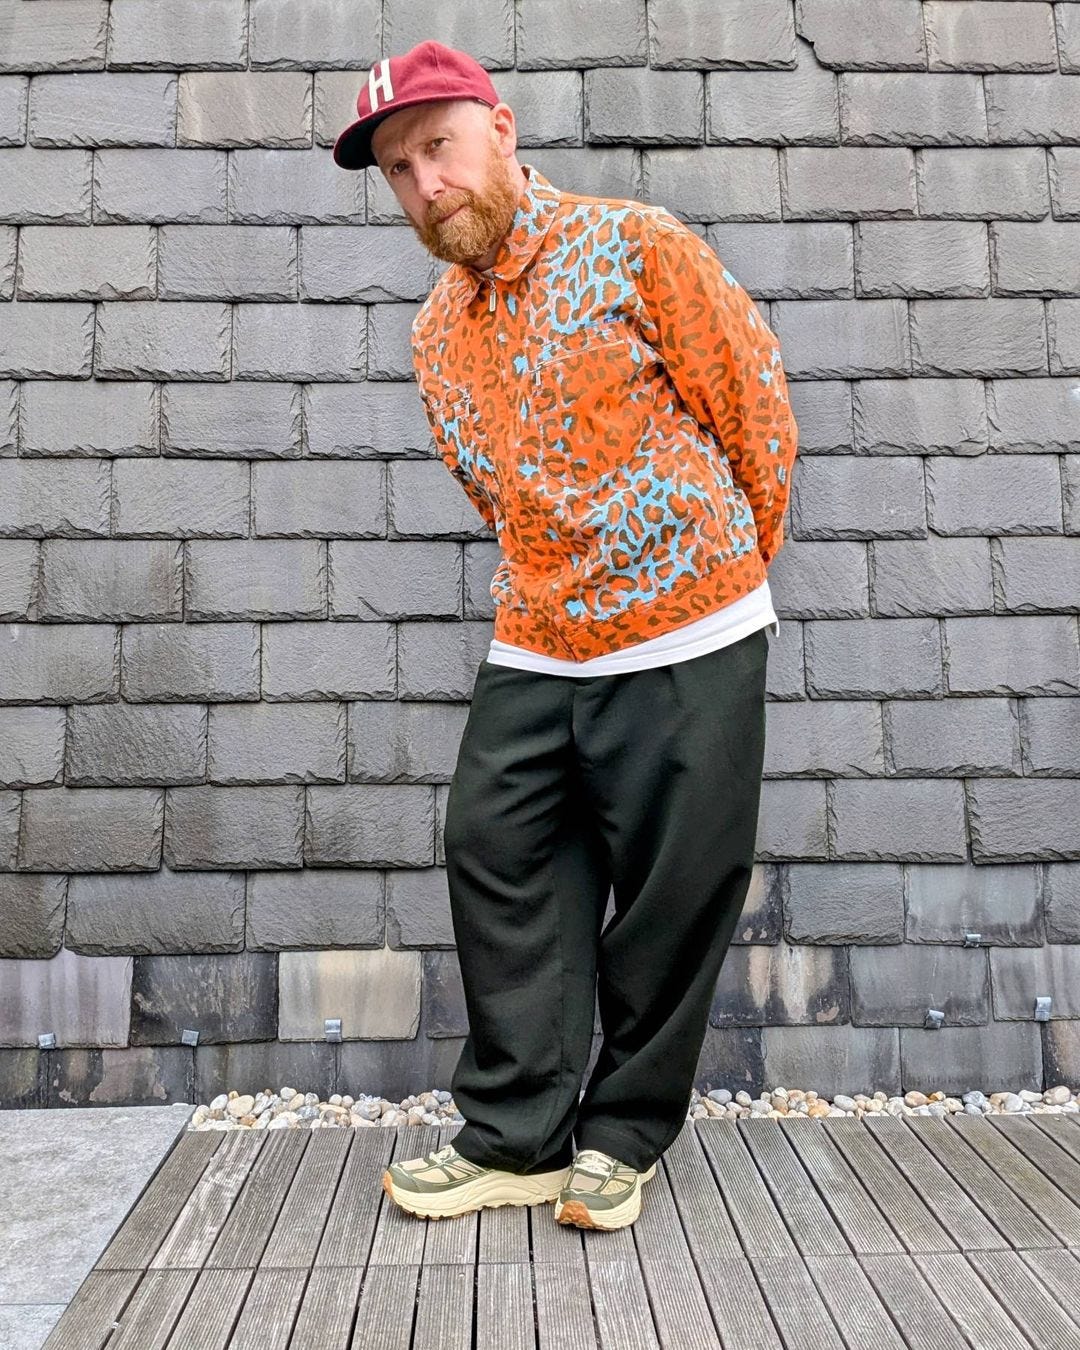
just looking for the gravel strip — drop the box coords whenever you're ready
[186,1083,1080,1131]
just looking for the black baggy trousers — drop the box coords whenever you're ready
[442,624,769,1176]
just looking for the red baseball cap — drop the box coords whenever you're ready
[333,40,501,171]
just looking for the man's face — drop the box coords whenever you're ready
[371,99,523,267]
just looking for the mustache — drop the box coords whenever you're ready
[430,198,472,225]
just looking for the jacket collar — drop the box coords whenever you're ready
[450,162,561,302]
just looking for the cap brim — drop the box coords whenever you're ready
[332,94,497,171]
[332,114,385,170]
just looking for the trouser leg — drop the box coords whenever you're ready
[571,627,770,1172]
[442,659,612,1176]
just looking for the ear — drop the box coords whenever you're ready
[490,102,517,153]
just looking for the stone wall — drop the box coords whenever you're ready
[1,0,1079,1109]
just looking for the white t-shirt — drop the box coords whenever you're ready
[486,577,780,678]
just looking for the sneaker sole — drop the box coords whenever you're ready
[382,1165,570,1220]
[554,1162,658,1231]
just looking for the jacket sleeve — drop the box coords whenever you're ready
[635,217,799,568]
[414,380,499,537]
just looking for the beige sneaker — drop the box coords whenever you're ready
[554,1148,658,1230]
[382,1142,571,1220]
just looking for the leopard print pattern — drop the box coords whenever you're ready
[412,164,798,662]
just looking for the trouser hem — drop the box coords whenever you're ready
[573,1123,663,1174]
[450,1125,574,1176]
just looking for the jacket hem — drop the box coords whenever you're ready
[492,548,769,662]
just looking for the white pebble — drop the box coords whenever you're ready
[185,1079,1080,1136]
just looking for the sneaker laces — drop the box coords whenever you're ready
[572,1148,624,1181]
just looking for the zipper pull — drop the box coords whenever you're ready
[488,283,496,313]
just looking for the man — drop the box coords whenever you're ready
[333,40,799,1231]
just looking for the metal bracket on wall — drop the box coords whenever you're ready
[324,1017,343,1043]
[37,1032,56,1049]
[180,1028,199,1046]
[962,932,982,947]
[1034,996,1052,1021]
[924,1008,945,1029]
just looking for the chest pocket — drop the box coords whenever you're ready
[529,326,654,484]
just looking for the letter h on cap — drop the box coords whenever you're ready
[368,59,394,112]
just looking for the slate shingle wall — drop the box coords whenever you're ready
[1,0,1079,1109]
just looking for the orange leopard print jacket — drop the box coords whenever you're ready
[410,163,799,662]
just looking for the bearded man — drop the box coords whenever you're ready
[333,39,798,1231]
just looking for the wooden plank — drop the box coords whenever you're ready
[769,1119,905,1255]
[965,1248,1080,1350]
[414,1263,474,1349]
[205,1128,308,1270]
[95,1131,222,1271]
[896,1118,1060,1250]
[226,1268,308,1350]
[587,1258,660,1350]
[664,1124,743,1262]
[581,1217,637,1268]
[530,1201,587,1266]
[419,1206,478,1265]
[747,1254,847,1348]
[576,1203,657,1345]
[1029,1114,1080,1165]
[155,1267,253,1349]
[856,1253,975,1350]
[695,1120,798,1258]
[1018,1248,1080,1325]
[626,1160,723,1341]
[984,1116,1080,1226]
[950,1112,1080,1236]
[639,1256,721,1344]
[314,1128,395,1268]
[694,1258,784,1350]
[478,1199,531,1263]
[823,1118,957,1254]
[735,1120,848,1258]
[106,1268,198,1348]
[259,1127,351,1269]
[944,1115,1080,1246]
[911,1251,1037,1349]
[801,1253,910,1349]
[287,1264,364,1350]
[149,1133,264,1271]
[631,1146,701,1265]
[534,1258,597,1349]
[476,1263,537,1350]
[863,1115,1007,1252]
[40,1269,142,1350]
[349,1264,418,1350]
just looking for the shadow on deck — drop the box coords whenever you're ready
[42,1112,1080,1348]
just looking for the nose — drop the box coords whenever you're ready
[413,165,447,213]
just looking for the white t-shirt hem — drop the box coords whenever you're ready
[484,579,781,679]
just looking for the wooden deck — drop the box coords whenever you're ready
[42,1111,1080,1349]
